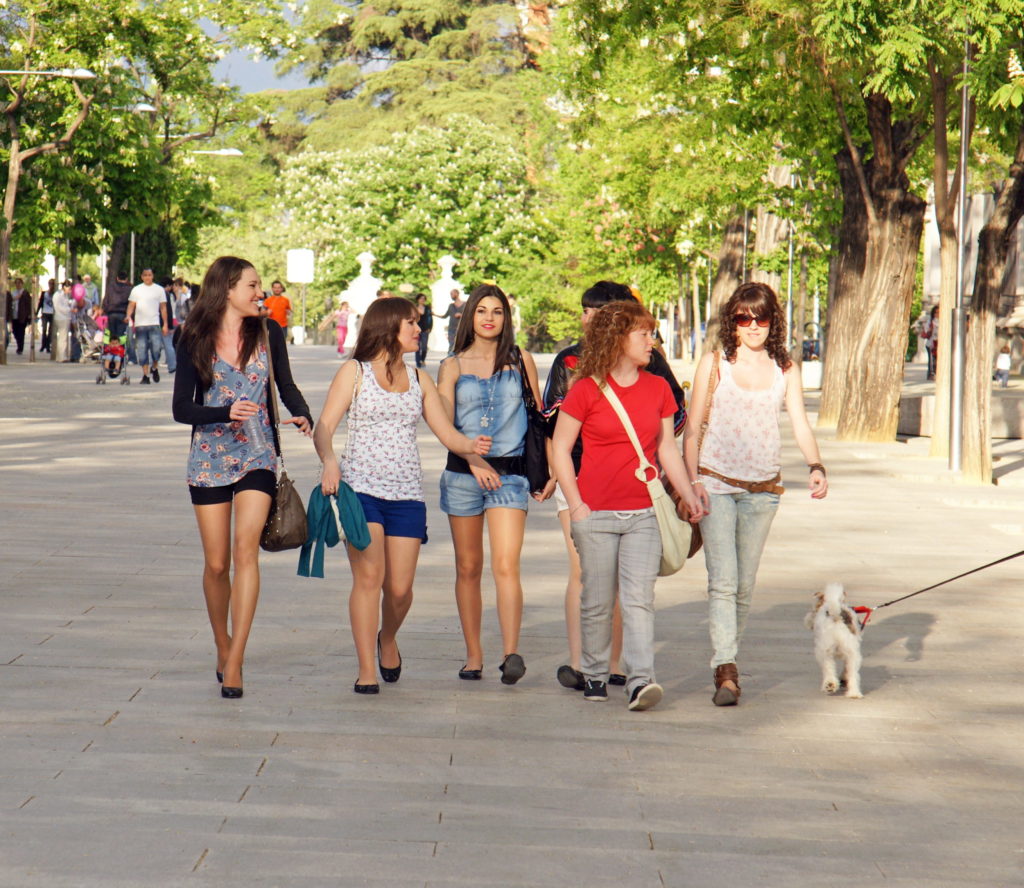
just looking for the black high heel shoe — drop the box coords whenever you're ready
[216,671,223,684]
[221,668,242,698]
[377,632,402,683]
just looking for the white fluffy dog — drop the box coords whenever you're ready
[804,583,863,698]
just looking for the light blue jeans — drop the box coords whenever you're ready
[700,491,780,668]
[570,508,661,696]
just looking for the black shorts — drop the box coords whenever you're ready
[189,469,277,506]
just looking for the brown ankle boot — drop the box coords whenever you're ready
[712,663,740,706]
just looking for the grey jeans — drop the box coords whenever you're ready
[700,491,780,668]
[570,508,661,695]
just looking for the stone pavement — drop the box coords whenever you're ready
[1,348,1022,888]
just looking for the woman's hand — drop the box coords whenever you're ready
[531,477,556,503]
[228,399,260,421]
[469,463,502,491]
[471,435,492,456]
[320,460,342,496]
[569,502,591,522]
[679,486,706,523]
[284,416,313,437]
[809,469,828,499]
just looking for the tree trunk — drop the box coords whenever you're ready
[107,234,129,281]
[962,125,1024,483]
[691,265,703,364]
[0,127,21,368]
[818,96,928,439]
[702,213,745,352]
[749,164,791,293]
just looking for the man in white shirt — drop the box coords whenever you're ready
[125,268,168,385]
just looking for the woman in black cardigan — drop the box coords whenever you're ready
[172,256,312,698]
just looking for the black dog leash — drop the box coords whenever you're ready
[854,547,1024,628]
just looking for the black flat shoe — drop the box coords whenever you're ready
[221,686,243,698]
[608,673,627,686]
[377,632,402,683]
[354,682,380,695]
[557,664,585,691]
[499,653,526,685]
[458,665,483,680]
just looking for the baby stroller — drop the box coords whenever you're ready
[74,309,103,364]
[96,327,130,385]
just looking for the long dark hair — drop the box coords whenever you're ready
[179,256,260,389]
[453,284,517,375]
[718,282,792,371]
[351,297,419,383]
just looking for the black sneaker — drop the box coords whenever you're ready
[583,679,607,701]
[628,682,664,711]
[608,673,627,686]
[557,665,585,691]
[152,367,160,383]
[140,376,151,385]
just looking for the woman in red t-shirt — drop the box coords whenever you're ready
[551,300,703,711]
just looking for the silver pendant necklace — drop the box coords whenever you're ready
[479,372,498,428]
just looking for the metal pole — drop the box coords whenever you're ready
[950,35,970,472]
[786,220,795,350]
[741,210,748,282]
[130,231,136,282]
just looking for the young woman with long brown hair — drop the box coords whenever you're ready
[314,298,491,695]
[436,284,550,686]
[172,256,312,699]
[683,282,827,706]
[551,300,702,711]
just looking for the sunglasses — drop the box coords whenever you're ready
[735,314,771,328]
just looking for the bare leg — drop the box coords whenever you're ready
[221,489,272,688]
[347,523,387,685]
[485,508,526,657]
[379,535,422,668]
[193,501,233,677]
[449,514,485,669]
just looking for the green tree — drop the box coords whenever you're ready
[279,114,544,296]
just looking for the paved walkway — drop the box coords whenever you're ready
[1,348,1022,887]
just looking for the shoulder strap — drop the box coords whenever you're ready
[594,377,656,484]
[697,351,721,455]
[261,318,284,462]
[515,347,537,410]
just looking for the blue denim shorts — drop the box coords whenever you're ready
[439,470,530,517]
[356,492,428,542]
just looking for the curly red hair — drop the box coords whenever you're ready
[576,300,657,382]
[718,282,792,371]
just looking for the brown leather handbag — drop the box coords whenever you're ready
[259,319,308,552]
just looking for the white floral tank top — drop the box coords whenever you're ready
[341,361,424,501]
[699,357,786,494]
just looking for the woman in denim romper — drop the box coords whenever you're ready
[683,282,828,706]
[436,284,550,685]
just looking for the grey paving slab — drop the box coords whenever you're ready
[2,350,1023,888]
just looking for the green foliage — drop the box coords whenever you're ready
[280,114,544,296]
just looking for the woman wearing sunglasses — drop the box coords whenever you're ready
[683,282,827,706]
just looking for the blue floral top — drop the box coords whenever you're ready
[186,348,276,487]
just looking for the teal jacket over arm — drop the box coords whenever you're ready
[297,484,370,578]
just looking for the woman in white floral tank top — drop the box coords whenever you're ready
[313,298,492,696]
[683,283,828,706]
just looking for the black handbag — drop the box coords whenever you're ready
[259,319,308,552]
[515,347,551,494]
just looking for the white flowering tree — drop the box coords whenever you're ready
[280,114,544,293]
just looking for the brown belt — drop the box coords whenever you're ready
[698,467,785,495]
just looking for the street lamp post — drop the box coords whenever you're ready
[0,66,96,366]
